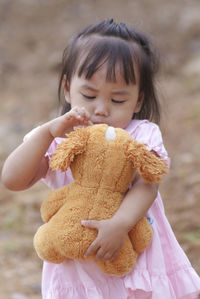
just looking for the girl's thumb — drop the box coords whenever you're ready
[81,220,99,228]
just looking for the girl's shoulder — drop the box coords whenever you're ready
[126,120,169,163]
[125,119,161,140]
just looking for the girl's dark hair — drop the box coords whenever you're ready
[58,19,160,123]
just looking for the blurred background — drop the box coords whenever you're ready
[0,0,200,298]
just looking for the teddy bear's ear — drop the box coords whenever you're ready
[50,127,89,172]
[127,140,168,184]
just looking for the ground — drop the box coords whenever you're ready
[0,0,200,298]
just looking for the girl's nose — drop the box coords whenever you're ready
[94,99,109,117]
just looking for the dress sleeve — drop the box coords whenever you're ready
[23,127,73,190]
[41,138,73,190]
[133,121,170,167]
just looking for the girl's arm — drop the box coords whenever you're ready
[82,173,158,261]
[1,107,92,191]
[1,125,53,191]
[112,173,158,232]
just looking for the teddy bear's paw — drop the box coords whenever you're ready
[97,241,138,276]
[129,217,153,253]
[34,225,66,264]
[35,247,66,264]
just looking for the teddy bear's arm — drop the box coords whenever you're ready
[41,186,68,222]
[129,217,153,253]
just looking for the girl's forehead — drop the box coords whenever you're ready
[72,65,140,97]
[73,35,140,85]
[76,56,140,86]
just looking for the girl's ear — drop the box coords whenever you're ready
[62,75,71,104]
[135,92,144,113]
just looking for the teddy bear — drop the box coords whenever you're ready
[34,124,168,276]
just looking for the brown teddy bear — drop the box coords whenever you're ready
[34,124,168,276]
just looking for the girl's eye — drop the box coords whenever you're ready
[81,93,96,100]
[112,99,126,104]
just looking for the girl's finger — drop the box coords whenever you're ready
[84,239,100,258]
[100,248,119,261]
[95,247,106,261]
[81,220,99,229]
[109,249,120,261]
[80,106,90,118]
[87,120,94,126]
[102,251,113,261]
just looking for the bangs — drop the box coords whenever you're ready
[77,37,137,84]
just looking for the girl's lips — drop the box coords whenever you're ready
[92,120,109,125]
[93,122,102,125]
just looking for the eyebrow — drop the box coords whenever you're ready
[112,90,130,96]
[80,84,98,92]
[80,84,130,95]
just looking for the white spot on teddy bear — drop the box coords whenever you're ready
[105,126,116,141]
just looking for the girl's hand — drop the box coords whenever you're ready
[1,106,92,191]
[81,218,128,261]
[48,106,93,138]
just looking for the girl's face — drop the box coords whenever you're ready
[65,63,143,129]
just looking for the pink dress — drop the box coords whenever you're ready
[25,120,200,299]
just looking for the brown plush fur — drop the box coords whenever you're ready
[34,124,168,276]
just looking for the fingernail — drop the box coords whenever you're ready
[81,220,86,225]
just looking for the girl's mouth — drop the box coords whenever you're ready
[93,121,102,125]
[93,120,109,125]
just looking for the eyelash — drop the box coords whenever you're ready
[82,94,125,104]
[112,99,125,104]
[82,94,95,100]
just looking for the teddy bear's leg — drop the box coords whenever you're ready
[34,224,66,263]
[41,186,69,223]
[97,237,138,276]
[129,217,153,253]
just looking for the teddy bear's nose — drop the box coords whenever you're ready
[105,126,116,141]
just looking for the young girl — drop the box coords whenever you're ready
[2,19,200,299]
